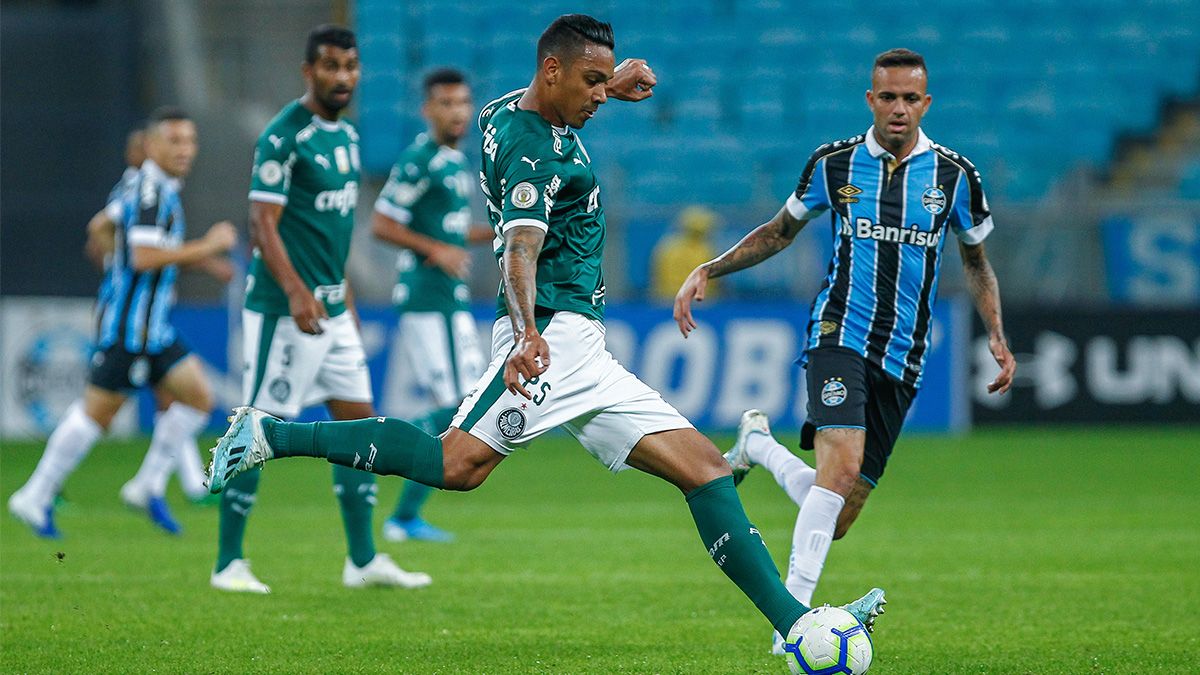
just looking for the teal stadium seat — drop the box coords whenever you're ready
[357,0,1200,205]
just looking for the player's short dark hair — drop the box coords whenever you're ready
[306,24,357,63]
[148,106,190,124]
[424,68,467,97]
[874,48,927,74]
[536,14,614,66]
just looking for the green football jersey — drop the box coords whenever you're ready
[478,89,606,322]
[375,133,474,313]
[245,100,361,317]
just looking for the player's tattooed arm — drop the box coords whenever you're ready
[502,225,551,399]
[673,206,809,336]
[704,206,808,279]
[250,200,327,335]
[960,240,1015,394]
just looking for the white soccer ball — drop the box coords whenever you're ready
[782,605,873,674]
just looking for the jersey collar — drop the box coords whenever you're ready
[140,158,181,191]
[865,126,931,162]
[310,114,342,132]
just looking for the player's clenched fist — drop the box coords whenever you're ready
[607,58,657,102]
[505,331,550,399]
[204,220,238,253]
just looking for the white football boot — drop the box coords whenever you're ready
[210,558,271,594]
[342,553,432,589]
[723,409,772,486]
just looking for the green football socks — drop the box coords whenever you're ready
[686,475,808,636]
[391,407,456,521]
[263,417,445,489]
[332,464,378,567]
[216,468,261,573]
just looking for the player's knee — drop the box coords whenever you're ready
[440,457,485,492]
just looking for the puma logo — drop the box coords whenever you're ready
[520,156,540,170]
[365,443,378,473]
[573,157,585,166]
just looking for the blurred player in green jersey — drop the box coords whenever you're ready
[373,68,494,543]
[209,24,430,594]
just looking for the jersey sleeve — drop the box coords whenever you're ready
[497,142,560,234]
[373,153,428,225]
[248,128,295,206]
[126,176,168,249]
[785,146,832,221]
[103,191,125,224]
[948,161,994,245]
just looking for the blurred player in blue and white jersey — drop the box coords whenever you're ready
[8,108,237,538]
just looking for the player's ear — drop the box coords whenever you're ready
[543,55,561,85]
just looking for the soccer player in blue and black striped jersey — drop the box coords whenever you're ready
[676,48,1015,652]
[7,108,237,539]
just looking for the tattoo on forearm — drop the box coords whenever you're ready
[706,210,804,279]
[502,227,545,334]
[961,243,1003,334]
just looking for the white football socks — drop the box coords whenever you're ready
[167,404,211,499]
[744,432,817,507]
[19,401,103,508]
[786,485,845,607]
[130,403,209,496]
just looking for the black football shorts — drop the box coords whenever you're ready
[88,339,190,393]
[800,346,916,486]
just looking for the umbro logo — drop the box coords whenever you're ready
[837,184,862,203]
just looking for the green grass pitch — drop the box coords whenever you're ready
[2,427,1197,673]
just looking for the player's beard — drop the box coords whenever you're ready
[319,88,354,115]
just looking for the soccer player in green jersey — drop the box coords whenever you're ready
[372,68,494,543]
[209,25,430,593]
[207,15,885,647]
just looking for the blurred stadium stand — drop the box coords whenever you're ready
[2,0,1198,307]
[353,0,1200,305]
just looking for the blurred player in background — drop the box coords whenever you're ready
[675,48,1014,652]
[84,125,226,515]
[207,15,885,647]
[210,24,431,594]
[7,107,237,538]
[373,67,493,543]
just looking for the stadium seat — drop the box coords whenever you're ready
[356,0,1200,203]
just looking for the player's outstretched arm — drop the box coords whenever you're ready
[251,200,327,335]
[131,221,236,272]
[959,240,1015,394]
[606,58,657,102]
[501,225,550,399]
[371,210,471,279]
[673,205,809,336]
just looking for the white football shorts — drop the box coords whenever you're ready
[242,309,373,418]
[389,310,487,409]
[452,311,692,471]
